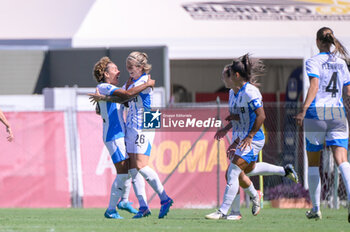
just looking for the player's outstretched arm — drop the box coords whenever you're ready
[114,75,155,100]
[214,122,232,140]
[88,76,155,104]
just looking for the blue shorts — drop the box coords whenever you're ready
[104,137,128,164]
[235,139,265,164]
[304,118,349,152]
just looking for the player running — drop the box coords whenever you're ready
[210,115,298,220]
[206,53,269,220]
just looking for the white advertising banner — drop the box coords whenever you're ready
[73,0,350,59]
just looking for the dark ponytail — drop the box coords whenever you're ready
[227,53,265,86]
[317,27,349,59]
[241,54,251,78]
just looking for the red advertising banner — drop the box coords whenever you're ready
[78,112,114,208]
[0,112,70,207]
[0,110,244,209]
[78,110,231,209]
[149,131,229,208]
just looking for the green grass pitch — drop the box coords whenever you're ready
[0,207,349,232]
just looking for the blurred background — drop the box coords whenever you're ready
[1,0,350,209]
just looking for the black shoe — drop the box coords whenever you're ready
[284,164,299,183]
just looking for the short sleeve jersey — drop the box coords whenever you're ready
[125,73,152,129]
[97,83,126,142]
[305,52,350,120]
[228,83,264,141]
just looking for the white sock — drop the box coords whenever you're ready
[108,174,128,210]
[339,162,350,201]
[219,163,241,215]
[308,167,321,211]
[139,166,168,202]
[243,182,258,198]
[129,168,148,208]
[230,193,241,215]
[120,175,132,203]
[246,162,285,176]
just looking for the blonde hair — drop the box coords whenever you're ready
[93,56,112,83]
[126,51,152,73]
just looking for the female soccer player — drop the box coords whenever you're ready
[213,115,298,220]
[124,52,173,219]
[91,52,173,219]
[0,108,14,142]
[206,53,271,220]
[92,56,155,219]
[295,27,350,222]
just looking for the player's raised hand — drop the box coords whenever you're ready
[147,74,155,89]
[88,88,104,104]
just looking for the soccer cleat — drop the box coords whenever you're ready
[132,207,151,219]
[159,197,174,219]
[348,203,350,223]
[117,201,138,214]
[226,213,242,220]
[104,209,123,219]
[306,209,322,220]
[284,164,299,183]
[205,210,226,220]
[251,191,263,216]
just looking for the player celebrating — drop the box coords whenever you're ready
[213,117,298,220]
[206,53,268,220]
[295,27,350,222]
[124,52,173,219]
[91,52,173,219]
[91,56,154,219]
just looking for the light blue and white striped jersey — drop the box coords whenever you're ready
[125,73,152,129]
[97,83,125,142]
[229,83,264,141]
[305,52,350,120]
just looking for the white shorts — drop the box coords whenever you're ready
[235,139,265,164]
[125,127,155,155]
[304,118,349,151]
[104,137,128,164]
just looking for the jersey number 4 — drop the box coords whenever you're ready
[325,72,338,98]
